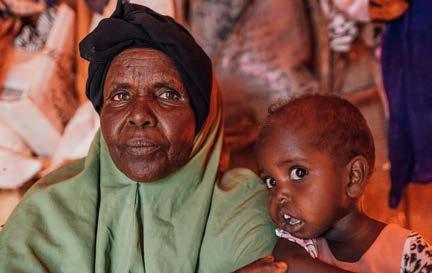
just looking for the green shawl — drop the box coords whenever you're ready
[0,113,275,272]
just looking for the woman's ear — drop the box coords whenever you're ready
[345,156,369,198]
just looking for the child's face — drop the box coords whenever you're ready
[256,122,350,239]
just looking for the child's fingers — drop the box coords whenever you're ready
[371,0,399,5]
[369,0,408,21]
[253,257,288,272]
[274,261,288,272]
[261,255,275,262]
[369,3,408,21]
[233,256,288,273]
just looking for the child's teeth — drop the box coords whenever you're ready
[289,218,301,225]
[283,213,302,225]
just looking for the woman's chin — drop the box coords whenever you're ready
[121,155,169,182]
[125,169,166,183]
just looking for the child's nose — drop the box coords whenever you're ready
[276,190,292,205]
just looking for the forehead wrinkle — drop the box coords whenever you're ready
[111,49,177,71]
[115,48,176,65]
[110,60,174,74]
[106,67,186,98]
[106,51,187,97]
[115,56,175,68]
[109,60,180,80]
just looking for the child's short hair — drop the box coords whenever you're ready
[262,94,375,175]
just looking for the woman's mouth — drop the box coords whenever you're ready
[123,139,161,155]
[280,213,305,233]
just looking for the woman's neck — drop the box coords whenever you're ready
[323,208,386,262]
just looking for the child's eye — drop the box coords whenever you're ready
[290,167,308,181]
[263,176,277,189]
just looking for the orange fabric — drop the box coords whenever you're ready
[191,78,222,155]
[76,0,92,103]
[316,224,411,272]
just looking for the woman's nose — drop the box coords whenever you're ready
[127,98,157,128]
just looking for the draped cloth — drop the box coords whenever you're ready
[0,81,276,272]
[381,0,432,208]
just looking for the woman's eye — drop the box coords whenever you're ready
[157,88,181,101]
[289,167,308,181]
[263,176,277,189]
[112,91,130,102]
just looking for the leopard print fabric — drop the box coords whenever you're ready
[401,232,432,273]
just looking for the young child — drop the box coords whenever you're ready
[236,94,431,273]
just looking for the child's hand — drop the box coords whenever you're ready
[233,256,288,273]
[369,0,409,21]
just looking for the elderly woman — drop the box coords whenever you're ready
[0,2,276,272]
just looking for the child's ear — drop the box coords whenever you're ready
[345,156,369,198]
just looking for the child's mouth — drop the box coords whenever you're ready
[281,213,305,233]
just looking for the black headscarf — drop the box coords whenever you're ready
[79,0,212,131]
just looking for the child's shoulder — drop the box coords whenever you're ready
[378,223,411,241]
[368,223,411,256]
[371,224,431,272]
[315,223,430,272]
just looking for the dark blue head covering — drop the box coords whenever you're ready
[79,0,212,131]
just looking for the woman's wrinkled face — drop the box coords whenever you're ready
[101,48,196,182]
[256,118,350,239]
